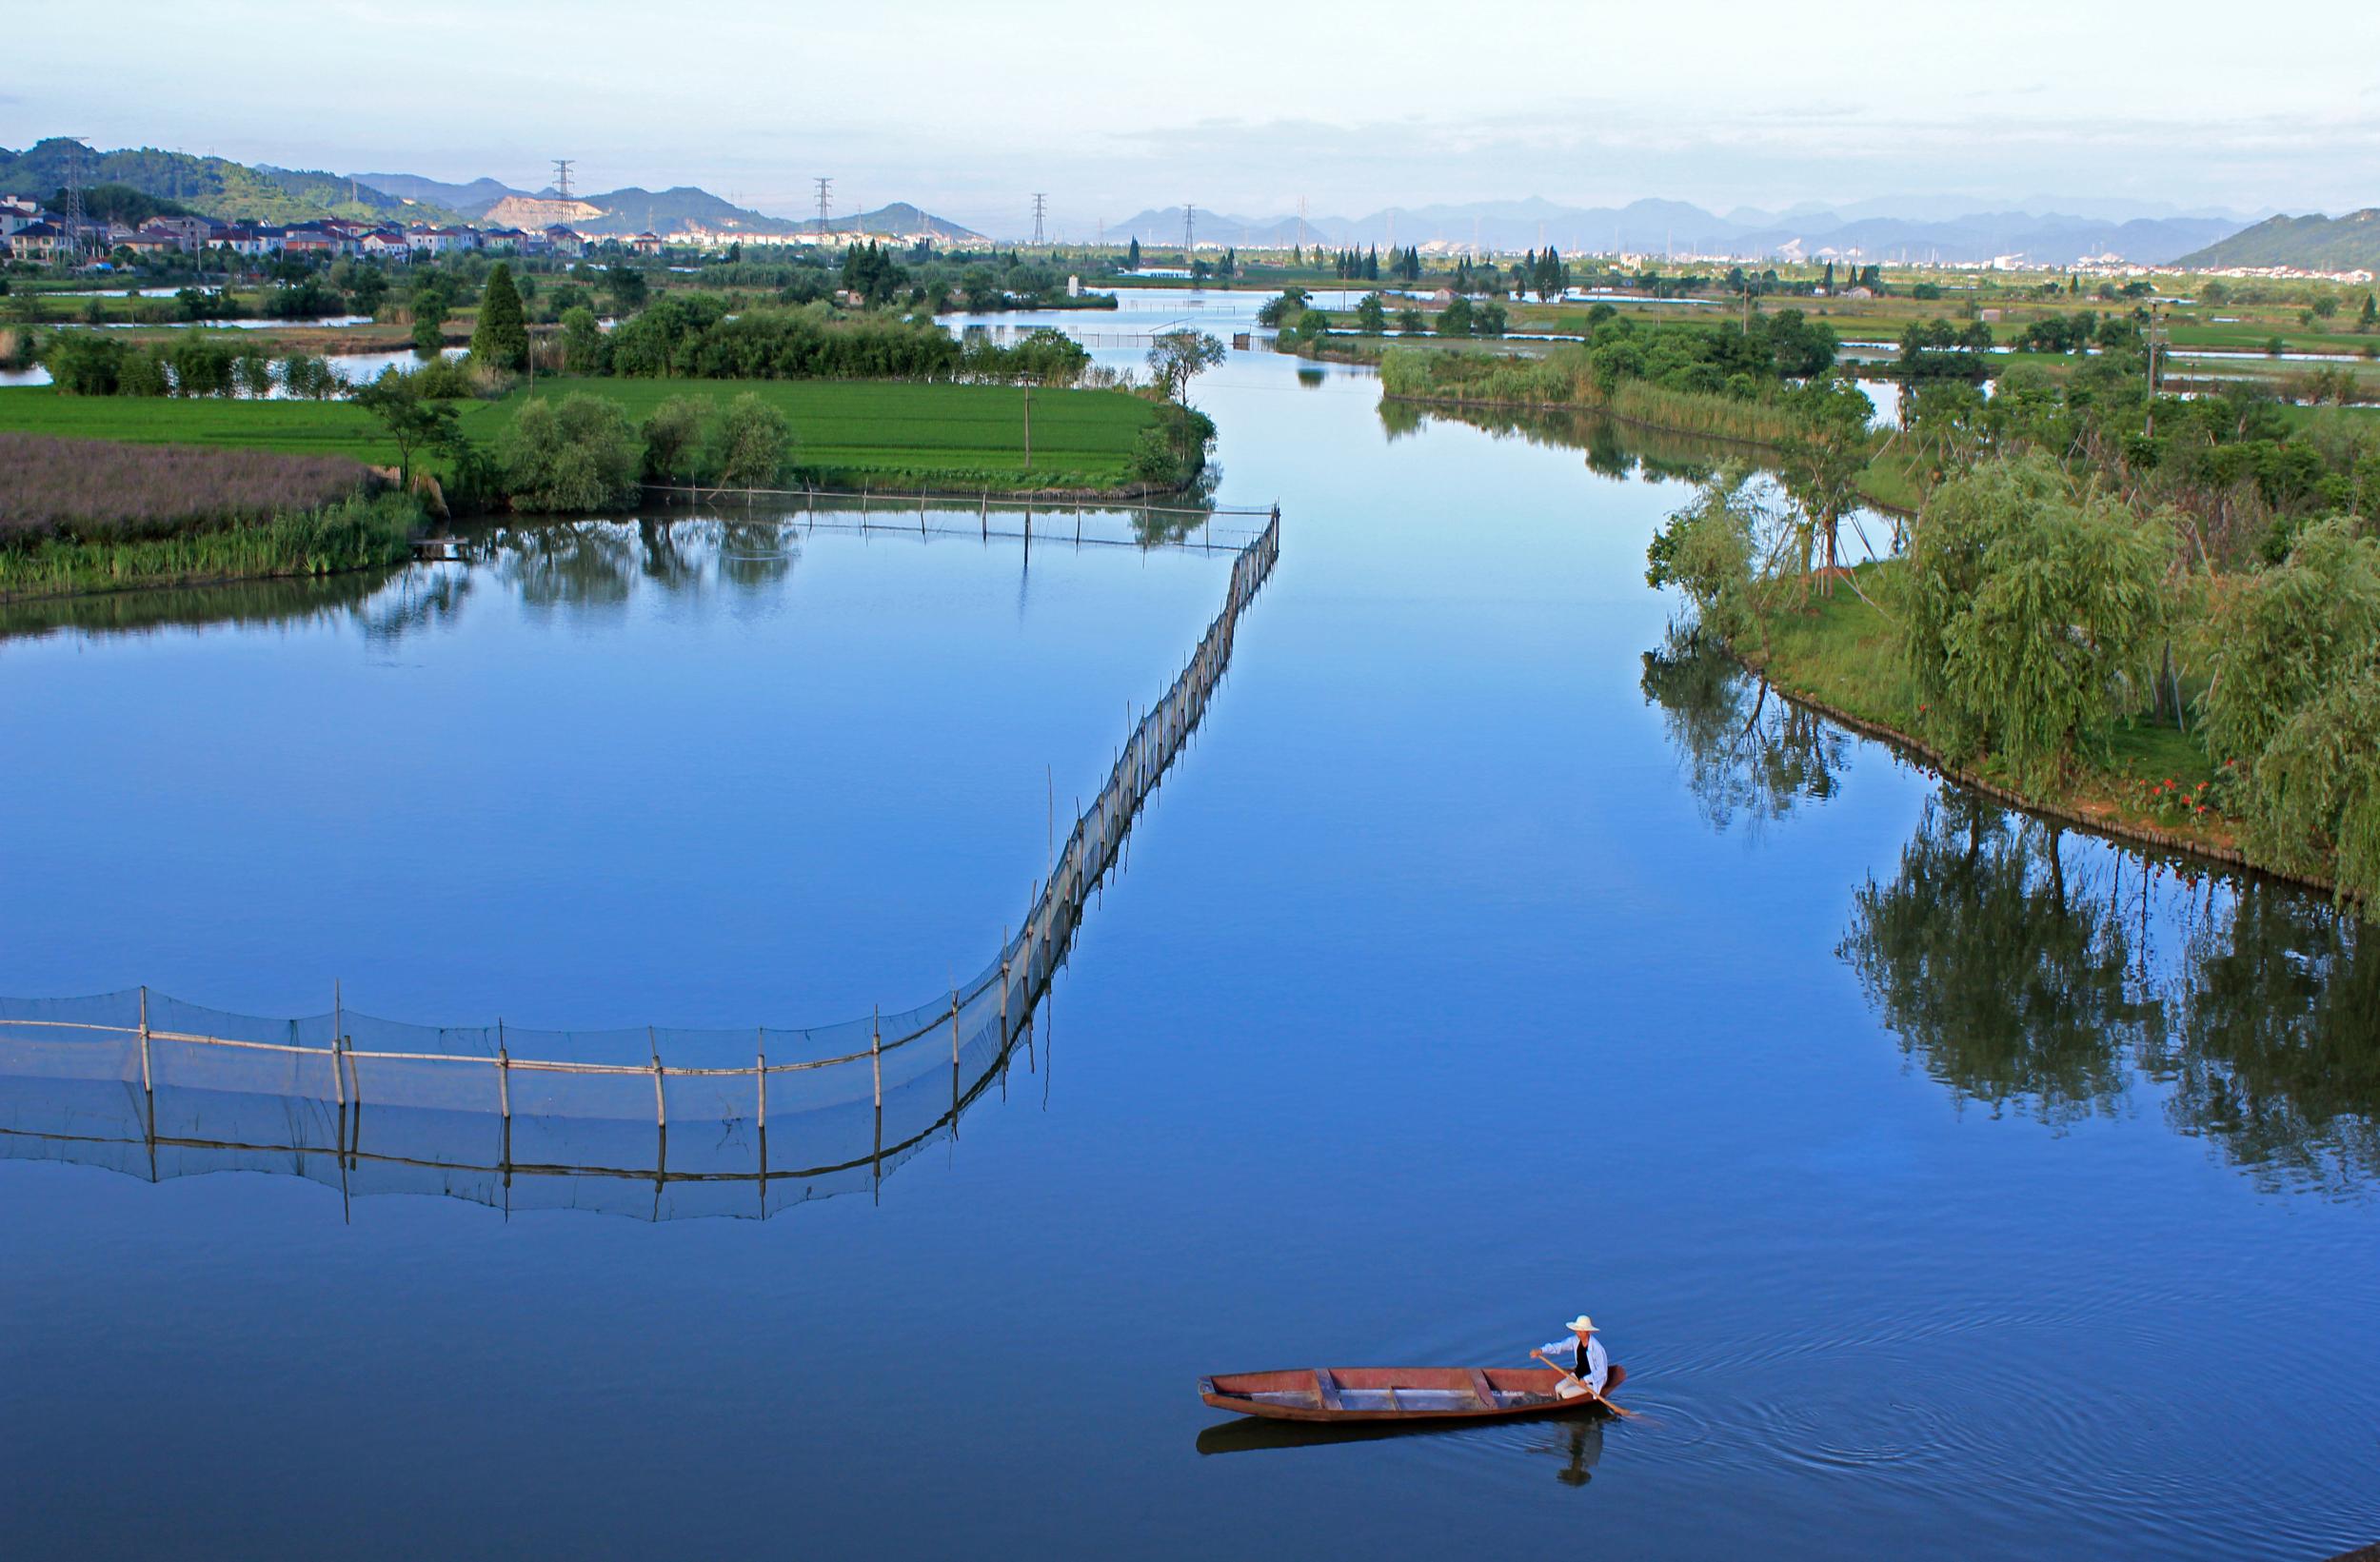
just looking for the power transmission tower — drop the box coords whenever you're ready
[1297,195,1308,254]
[1182,204,1195,261]
[551,159,575,199]
[814,177,834,236]
[62,138,89,258]
[1030,192,1047,247]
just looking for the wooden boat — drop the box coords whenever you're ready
[1200,1364,1627,1424]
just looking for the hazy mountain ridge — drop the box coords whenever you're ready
[2176,210,2380,271]
[1107,199,2245,265]
[354,172,985,242]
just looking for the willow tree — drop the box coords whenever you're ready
[2200,517,2380,900]
[1898,454,2172,788]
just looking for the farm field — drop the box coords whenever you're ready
[468,378,1159,490]
[0,378,1163,491]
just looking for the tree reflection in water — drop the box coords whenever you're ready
[1637,628,2380,1193]
[1840,789,2380,1193]
[1639,623,1849,834]
[1840,793,2150,1126]
[2153,883,2380,1195]
[1376,399,1717,486]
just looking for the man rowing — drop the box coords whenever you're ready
[1530,1315,1609,1401]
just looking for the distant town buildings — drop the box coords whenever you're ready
[1,198,957,267]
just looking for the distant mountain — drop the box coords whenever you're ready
[0,140,462,225]
[351,171,532,218]
[354,173,986,242]
[843,202,984,243]
[1106,198,2245,266]
[2175,210,2380,272]
[1732,210,2242,267]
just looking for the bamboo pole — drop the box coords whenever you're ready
[497,1044,510,1120]
[649,1026,664,1129]
[871,1006,883,1111]
[331,979,345,1107]
[756,1027,767,1132]
[137,984,151,1096]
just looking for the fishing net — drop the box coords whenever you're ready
[0,515,1279,1221]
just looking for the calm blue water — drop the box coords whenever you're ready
[2,349,2376,1560]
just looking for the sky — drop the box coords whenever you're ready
[10,0,2377,236]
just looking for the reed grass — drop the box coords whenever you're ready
[0,491,419,603]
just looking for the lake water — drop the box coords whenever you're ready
[3,347,2376,1560]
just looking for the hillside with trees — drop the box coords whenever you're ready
[0,140,468,225]
[2178,209,2380,271]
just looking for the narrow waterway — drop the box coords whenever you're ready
[1,345,2374,1560]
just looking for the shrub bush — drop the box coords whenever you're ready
[502,394,643,512]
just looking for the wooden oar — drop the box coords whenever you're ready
[1530,1349,1636,1418]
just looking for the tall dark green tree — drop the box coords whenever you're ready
[469,262,529,371]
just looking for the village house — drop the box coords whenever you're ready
[138,214,224,251]
[630,231,663,256]
[407,225,480,256]
[114,228,179,259]
[8,221,69,263]
[218,224,284,258]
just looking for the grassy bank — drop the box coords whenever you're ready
[1730,560,2321,889]
[0,377,1165,494]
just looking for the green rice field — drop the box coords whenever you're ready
[0,378,1161,492]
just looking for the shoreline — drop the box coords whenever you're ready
[1732,642,2353,904]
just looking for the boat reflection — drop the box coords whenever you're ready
[1197,1408,1607,1485]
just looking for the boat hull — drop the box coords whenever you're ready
[1200,1364,1627,1423]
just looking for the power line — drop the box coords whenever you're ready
[1030,192,1047,247]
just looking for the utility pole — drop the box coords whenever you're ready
[2145,301,2161,437]
[1030,192,1047,247]
[552,159,574,199]
[814,176,833,237]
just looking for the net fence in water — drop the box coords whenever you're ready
[0,511,1281,1220]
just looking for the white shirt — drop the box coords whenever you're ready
[1538,1334,1609,1392]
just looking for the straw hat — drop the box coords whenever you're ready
[1567,1315,1599,1335]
